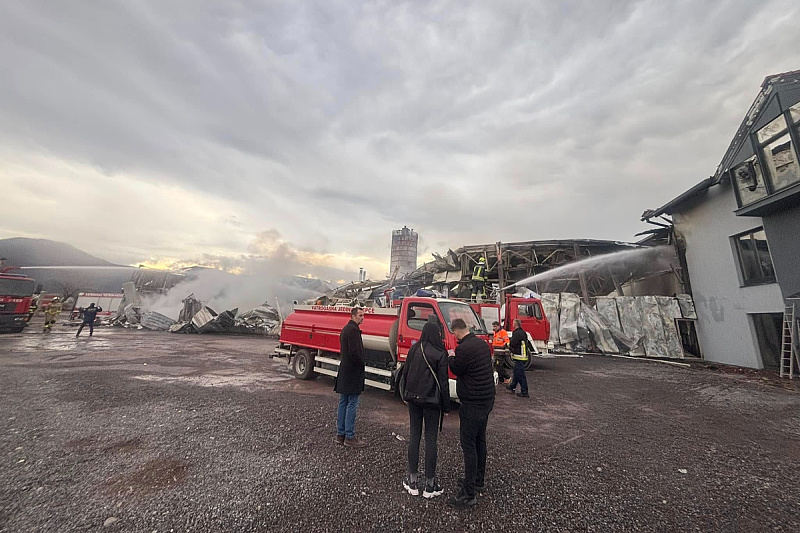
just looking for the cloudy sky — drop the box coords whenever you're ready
[1,0,798,281]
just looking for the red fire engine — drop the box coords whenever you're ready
[0,271,36,333]
[274,297,492,399]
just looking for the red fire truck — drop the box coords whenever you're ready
[0,272,36,333]
[273,297,492,399]
[471,294,550,369]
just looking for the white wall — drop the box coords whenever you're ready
[673,181,784,368]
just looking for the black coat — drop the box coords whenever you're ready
[335,320,365,395]
[402,340,451,412]
[449,333,495,410]
[509,327,529,356]
[82,306,102,324]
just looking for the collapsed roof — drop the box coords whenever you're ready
[325,238,680,305]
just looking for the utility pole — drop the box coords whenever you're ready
[495,241,504,296]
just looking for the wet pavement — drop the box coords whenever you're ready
[1,326,799,532]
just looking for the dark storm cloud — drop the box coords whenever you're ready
[1,0,798,270]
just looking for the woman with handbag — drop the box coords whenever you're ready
[400,320,451,498]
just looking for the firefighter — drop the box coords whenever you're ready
[491,321,511,384]
[471,257,487,302]
[506,319,530,398]
[43,297,62,331]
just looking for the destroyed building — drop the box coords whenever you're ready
[642,69,800,371]
[318,238,697,360]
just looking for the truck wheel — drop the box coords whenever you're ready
[292,349,317,380]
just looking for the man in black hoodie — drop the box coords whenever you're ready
[447,318,495,509]
[334,307,367,448]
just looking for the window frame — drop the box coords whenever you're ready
[406,302,436,332]
[746,100,800,204]
[731,227,777,287]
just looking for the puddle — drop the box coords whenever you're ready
[106,457,189,495]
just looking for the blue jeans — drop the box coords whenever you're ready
[508,360,528,395]
[337,394,361,439]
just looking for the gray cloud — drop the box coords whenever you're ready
[1,0,798,274]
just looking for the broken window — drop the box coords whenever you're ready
[756,113,800,192]
[761,133,800,191]
[757,115,788,143]
[790,101,800,124]
[732,156,768,206]
[733,228,776,285]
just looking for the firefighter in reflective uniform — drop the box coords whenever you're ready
[471,257,487,302]
[491,321,511,384]
[506,319,530,397]
[43,297,62,331]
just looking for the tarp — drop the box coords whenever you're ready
[676,293,697,319]
[641,296,668,357]
[540,293,560,345]
[657,296,683,358]
[558,293,580,345]
[541,293,695,358]
[616,297,646,356]
[580,303,618,354]
[595,297,621,329]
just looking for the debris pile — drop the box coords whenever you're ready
[110,282,176,331]
[168,294,281,336]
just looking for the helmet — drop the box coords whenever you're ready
[479,257,486,264]
[52,297,60,302]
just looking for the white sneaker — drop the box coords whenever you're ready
[423,481,443,499]
[403,477,419,496]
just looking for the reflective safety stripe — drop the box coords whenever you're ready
[512,341,529,361]
[472,265,485,281]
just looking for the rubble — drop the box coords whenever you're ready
[140,310,176,331]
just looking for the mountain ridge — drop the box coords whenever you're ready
[0,237,118,267]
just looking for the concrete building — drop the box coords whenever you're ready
[389,227,418,277]
[643,70,800,370]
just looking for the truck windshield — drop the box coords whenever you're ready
[438,302,488,335]
[0,278,35,297]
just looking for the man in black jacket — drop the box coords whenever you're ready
[75,303,102,337]
[507,319,530,398]
[447,318,495,509]
[334,307,367,448]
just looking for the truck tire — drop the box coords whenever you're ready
[292,349,317,380]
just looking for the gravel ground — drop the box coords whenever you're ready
[1,326,799,532]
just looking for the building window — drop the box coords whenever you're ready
[757,114,800,191]
[790,101,800,124]
[733,228,776,285]
[732,156,768,206]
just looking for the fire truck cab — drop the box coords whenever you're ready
[0,273,36,333]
